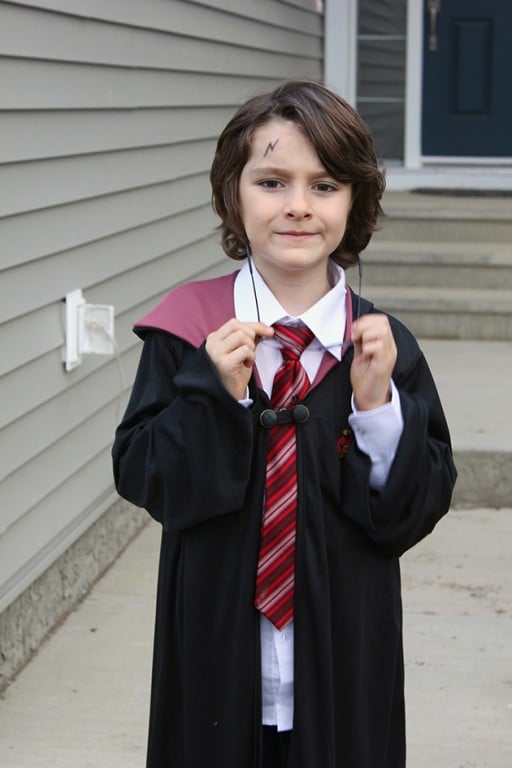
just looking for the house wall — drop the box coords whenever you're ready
[0,0,323,686]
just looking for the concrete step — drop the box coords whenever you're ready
[378,192,512,244]
[355,285,512,340]
[360,241,512,290]
[420,339,512,509]
[348,191,512,340]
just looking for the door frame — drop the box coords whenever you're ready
[404,0,423,168]
[324,0,358,107]
[324,0,512,176]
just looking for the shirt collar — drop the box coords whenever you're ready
[234,261,347,360]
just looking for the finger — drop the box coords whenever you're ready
[206,321,274,371]
[245,321,274,338]
[355,336,388,354]
[216,319,273,339]
[225,329,261,355]
[210,324,252,350]
[218,338,257,368]
[352,315,390,339]
[237,322,274,346]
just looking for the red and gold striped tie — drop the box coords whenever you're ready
[255,323,314,630]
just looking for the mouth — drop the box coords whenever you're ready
[277,231,317,238]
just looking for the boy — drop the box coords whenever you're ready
[112,80,456,768]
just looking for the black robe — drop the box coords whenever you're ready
[112,272,456,768]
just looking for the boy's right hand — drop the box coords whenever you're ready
[205,319,274,401]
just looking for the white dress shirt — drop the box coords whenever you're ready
[234,261,404,731]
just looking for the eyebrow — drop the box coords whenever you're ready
[246,165,332,178]
[247,166,286,177]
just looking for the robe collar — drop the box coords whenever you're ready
[134,272,237,345]
[134,270,364,392]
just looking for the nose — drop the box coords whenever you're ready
[284,186,312,219]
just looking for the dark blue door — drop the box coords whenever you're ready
[422,0,512,157]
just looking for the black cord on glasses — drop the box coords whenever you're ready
[354,251,362,323]
[246,246,262,323]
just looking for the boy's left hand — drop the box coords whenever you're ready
[350,315,397,411]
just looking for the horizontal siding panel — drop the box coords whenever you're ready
[1,175,212,271]
[1,401,117,535]
[0,140,217,217]
[1,204,217,325]
[0,107,234,164]
[0,304,63,377]
[0,3,322,62]
[192,0,321,28]
[357,101,405,160]
[357,40,406,99]
[358,0,407,36]
[1,357,134,483]
[2,348,80,430]
[0,450,115,610]
[1,60,287,110]
[6,0,322,37]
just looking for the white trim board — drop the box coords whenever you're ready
[386,165,512,191]
[323,0,357,105]
[423,157,512,166]
[404,0,423,168]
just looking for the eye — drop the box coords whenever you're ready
[313,182,338,192]
[258,179,283,189]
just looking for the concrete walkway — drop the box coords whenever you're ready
[1,510,510,768]
[1,339,511,767]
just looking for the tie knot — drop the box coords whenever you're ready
[273,323,314,361]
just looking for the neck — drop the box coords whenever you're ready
[256,265,332,317]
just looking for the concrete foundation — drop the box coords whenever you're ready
[0,498,147,692]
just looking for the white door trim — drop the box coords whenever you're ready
[404,0,423,168]
[324,0,357,106]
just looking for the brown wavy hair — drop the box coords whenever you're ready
[210,79,386,269]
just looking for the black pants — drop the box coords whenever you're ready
[262,726,291,768]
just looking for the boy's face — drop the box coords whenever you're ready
[239,119,352,287]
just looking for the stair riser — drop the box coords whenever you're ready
[357,264,512,290]
[379,219,512,244]
[452,451,512,509]
[373,307,512,341]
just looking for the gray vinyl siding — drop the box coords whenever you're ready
[356,0,407,160]
[0,0,323,613]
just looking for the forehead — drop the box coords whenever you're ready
[246,119,319,161]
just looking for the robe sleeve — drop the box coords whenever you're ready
[339,319,457,556]
[112,330,255,531]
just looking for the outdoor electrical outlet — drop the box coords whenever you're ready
[77,303,115,356]
[63,289,115,371]
[63,289,86,371]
